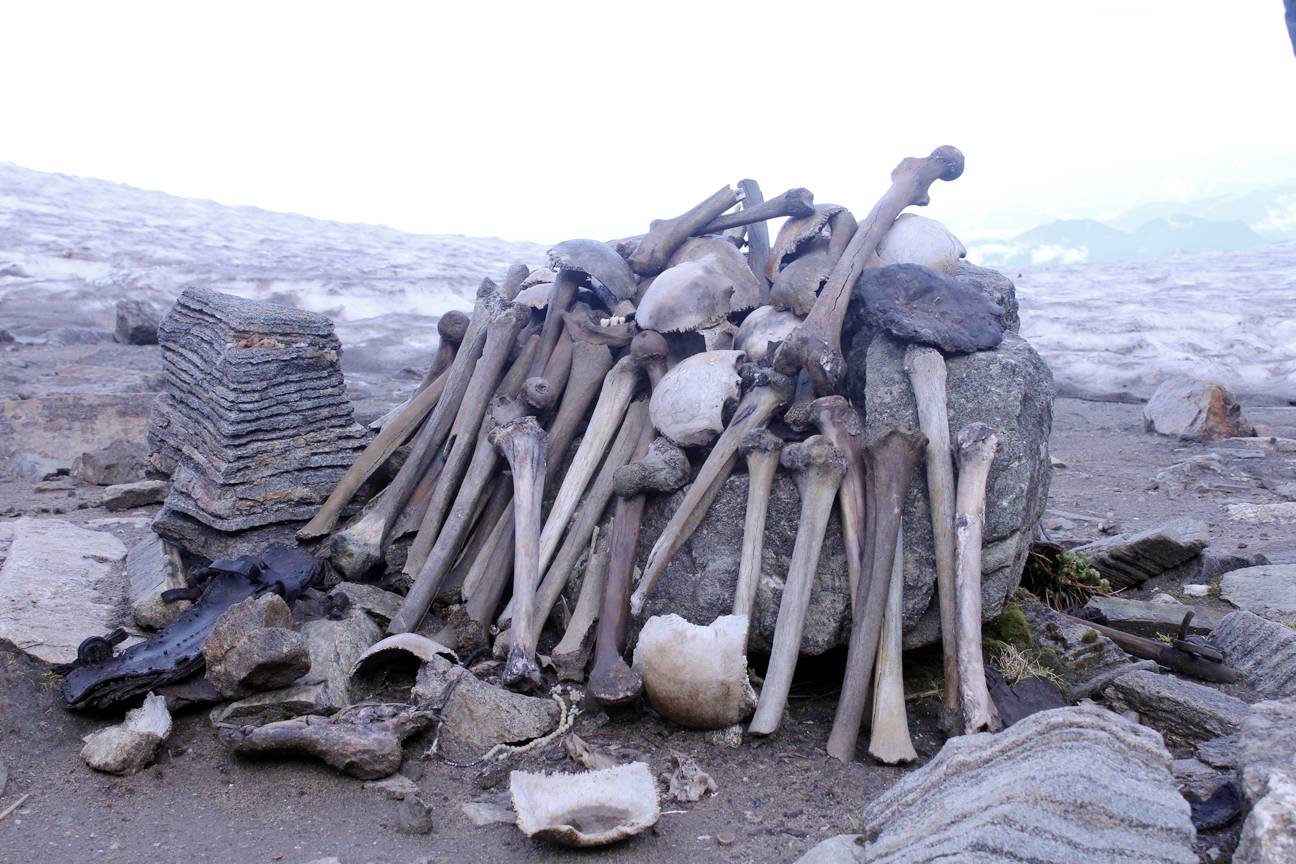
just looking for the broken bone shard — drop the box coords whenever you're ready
[648,350,745,447]
[219,702,435,780]
[510,762,660,847]
[633,614,756,730]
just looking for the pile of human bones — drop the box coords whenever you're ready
[302,144,1010,761]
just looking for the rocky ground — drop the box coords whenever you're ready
[2,328,1295,863]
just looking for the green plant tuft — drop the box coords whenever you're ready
[1022,547,1112,611]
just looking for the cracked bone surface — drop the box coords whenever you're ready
[490,414,547,691]
[788,395,867,616]
[953,422,1002,733]
[634,256,737,348]
[699,186,815,236]
[876,212,967,275]
[733,428,783,624]
[632,366,794,617]
[769,248,832,317]
[628,185,740,276]
[905,345,961,729]
[869,523,918,764]
[826,426,927,762]
[633,614,757,729]
[773,146,965,396]
[536,353,640,577]
[748,435,846,736]
[764,203,845,281]
[648,349,744,447]
[327,277,508,576]
[667,236,766,313]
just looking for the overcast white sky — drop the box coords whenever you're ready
[3,1,1294,243]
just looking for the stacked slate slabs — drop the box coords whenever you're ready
[148,287,366,535]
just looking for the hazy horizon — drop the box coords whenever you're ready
[4,2,1295,244]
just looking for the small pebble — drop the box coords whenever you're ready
[1182,584,1210,598]
[717,832,736,846]
[397,795,434,835]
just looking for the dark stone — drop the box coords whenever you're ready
[114,299,161,345]
[850,263,1007,354]
[1185,779,1244,831]
[986,668,1067,726]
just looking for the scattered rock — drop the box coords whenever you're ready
[1,393,155,481]
[1184,779,1244,832]
[203,596,310,697]
[985,668,1066,726]
[1235,773,1296,864]
[1197,733,1240,770]
[211,610,381,725]
[1211,611,1296,699]
[114,299,161,345]
[411,653,559,763]
[80,692,171,775]
[100,479,169,511]
[803,705,1197,864]
[0,518,128,665]
[1072,518,1209,589]
[667,752,717,802]
[1082,595,1221,638]
[1161,546,1267,585]
[1106,669,1249,745]
[1021,595,1145,699]
[462,800,517,828]
[331,581,404,627]
[563,734,616,771]
[127,532,189,630]
[397,795,434,835]
[705,724,744,748]
[71,439,148,486]
[1220,565,1296,623]
[1237,699,1296,804]
[1226,501,1296,525]
[1143,378,1253,441]
[148,287,366,534]
[717,832,736,846]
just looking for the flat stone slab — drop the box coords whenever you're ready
[1211,611,1296,700]
[799,705,1197,864]
[1083,596,1221,638]
[0,518,128,664]
[1073,518,1209,590]
[1221,565,1296,623]
[1106,668,1249,745]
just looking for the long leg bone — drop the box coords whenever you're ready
[551,528,611,681]
[748,436,846,736]
[628,185,741,276]
[537,354,640,576]
[631,367,794,616]
[868,524,918,764]
[490,415,548,690]
[732,429,783,624]
[787,396,867,616]
[400,329,538,578]
[953,422,1002,734]
[904,345,961,730]
[327,278,508,575]
[773,146,964,396]
[737,179,772,290]
[387,396,528,634]
[366,309,469,433]
[826,427,926,762]
[586,419,660,705]
[448,335,615,647]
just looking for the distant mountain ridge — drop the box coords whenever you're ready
[970,181,1296,268]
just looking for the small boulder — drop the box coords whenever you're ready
[114,299,161,345]
[80,692,171,775]
[71,439,148,486]
[1220,565,1296,624]
[127,533,189,630]
[101,480,169,511]
[397,795,434,835]
[1143,378,1252,441]
[1105,669,1249,745]
[1235,774,1296,864]
[203,595,309,698]
[1072,518,1209,589]
[1211,611,1296,699]
[1237,698,1296,805]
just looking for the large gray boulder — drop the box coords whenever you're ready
[796,705,1197,864]
[636,266,1052,652]
[1212,611,1296,699]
